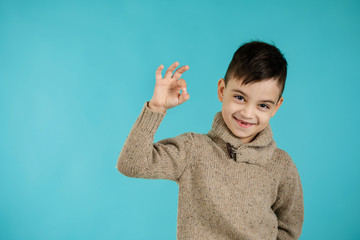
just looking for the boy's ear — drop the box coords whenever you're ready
[218,78,225,102]
[271,97,284,117]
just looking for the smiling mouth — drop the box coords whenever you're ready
[234,117,255,127]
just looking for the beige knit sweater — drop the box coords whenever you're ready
[117,102,304,240]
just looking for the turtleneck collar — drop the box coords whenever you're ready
[207,111,277,166]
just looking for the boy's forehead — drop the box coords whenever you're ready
[229,77,281,89]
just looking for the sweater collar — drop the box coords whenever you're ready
[207,111,277,166]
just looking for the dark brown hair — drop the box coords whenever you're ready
[224,41,287,100]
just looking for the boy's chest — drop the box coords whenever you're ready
[179,148,279,222]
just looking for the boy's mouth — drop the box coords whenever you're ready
[234,117,255,128]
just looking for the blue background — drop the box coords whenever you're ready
[1,0,360,239]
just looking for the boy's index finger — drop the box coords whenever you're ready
[172,65,190,80]
[164,61,180,79]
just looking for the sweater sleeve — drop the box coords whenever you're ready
[273,152,304,240]
[117,102,194,182]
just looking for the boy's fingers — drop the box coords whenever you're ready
[177,79,187,91]
[172,65,189,80]
[155,65,164,81]
[164,61,180,79]
[178,89,190,105]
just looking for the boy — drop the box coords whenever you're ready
[117,41,304,239]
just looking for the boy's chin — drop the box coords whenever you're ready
[231,127,265,143]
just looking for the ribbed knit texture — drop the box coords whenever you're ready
[117,102,304,240]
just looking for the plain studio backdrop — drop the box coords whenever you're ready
[1,0,359,239]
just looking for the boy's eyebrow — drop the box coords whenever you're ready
[231,89,276,105]
[232,89,249,97]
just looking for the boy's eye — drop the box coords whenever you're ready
[235,95,244,101]
[259,104,269,109]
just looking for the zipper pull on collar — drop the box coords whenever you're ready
[226,143,236,160]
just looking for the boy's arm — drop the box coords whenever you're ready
[117,101,195,181]
[117,62,191,181]
[273,153,304,240]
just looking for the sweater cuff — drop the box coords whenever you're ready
[133,101,166,135]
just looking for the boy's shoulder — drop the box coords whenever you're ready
[158,131,218,150]
[271,147,300,177]
[273,147,292,163]
[182,131,222,145]
[164,131,298,168]
[165,131,212,144]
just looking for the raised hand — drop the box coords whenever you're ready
[148,61,190,113]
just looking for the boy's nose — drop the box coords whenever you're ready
[240,105,255,119]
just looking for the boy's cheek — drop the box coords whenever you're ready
[224,99,238,109]
[261,115,272,125]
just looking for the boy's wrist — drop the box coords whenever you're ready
[148,101,167,113]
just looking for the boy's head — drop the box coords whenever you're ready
[217,41,287,143]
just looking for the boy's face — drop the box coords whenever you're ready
[217,77,284,144]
